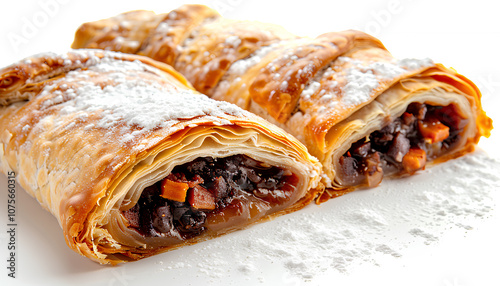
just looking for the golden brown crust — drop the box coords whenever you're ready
[139,4,221,66]
[71,10,164,54]
[304,47,432,153]
[0,50,322,264]
[248,31,386,123]
[71,4,492,194]
[173,18,296,95]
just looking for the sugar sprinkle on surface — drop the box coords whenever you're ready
[153,151,500,283]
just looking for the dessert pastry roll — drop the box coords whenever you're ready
[0,50,321,264]
[323,69,489,189]
[209,32,491,191]
[71,5,492,194]
[290,46,492,191]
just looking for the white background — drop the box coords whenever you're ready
[0,0,499,285]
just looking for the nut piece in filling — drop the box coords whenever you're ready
[339,103,468,187]
[122,155,298,239]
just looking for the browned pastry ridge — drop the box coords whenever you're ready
[71,4,492,199]
[0,50,322,264]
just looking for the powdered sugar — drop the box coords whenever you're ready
[338,56,434,106]
[30,50,245,143]
[225,35,241,47]
[408,228,439,245]
[279,80,288,90]
[58,72,232,131]
[398,58,433,70]
[152,151,500,283]
[342,68,380,106]
[300,81,321,100]
[212,42,283,101]
[156,22,171,33]
[226,42,280,76]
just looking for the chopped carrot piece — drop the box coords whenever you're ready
[188,185,216,210]
[418,119,449,143]
[402,148,427,174]
[160,179,189,202]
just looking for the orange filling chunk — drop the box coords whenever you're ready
[160,179,189,202]
[418,119,449,143]
[402,148,427,174]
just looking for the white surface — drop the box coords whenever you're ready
[1,0,499,285]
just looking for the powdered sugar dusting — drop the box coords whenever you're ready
[342,67,379,106]
[398,58,433,70]
[300,81,321,100]
[57,72,233,131]
[156,22,171,33]
[152,151,500,283]
[226,42,281,76]
[33,50,244,143]
[225,35,241,48]
[408,228,439,245]
[212,42,284,101]
[338,56,434,106]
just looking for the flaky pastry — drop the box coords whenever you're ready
[71,5,492,198]
[0,50,321,264]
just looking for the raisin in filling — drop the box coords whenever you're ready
[339,103,468,187]
[122,155,297,238]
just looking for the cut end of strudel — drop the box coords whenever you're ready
[0,50,322,264]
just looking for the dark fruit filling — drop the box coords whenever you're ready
[339,103,467,187]
[122,155,297,238]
